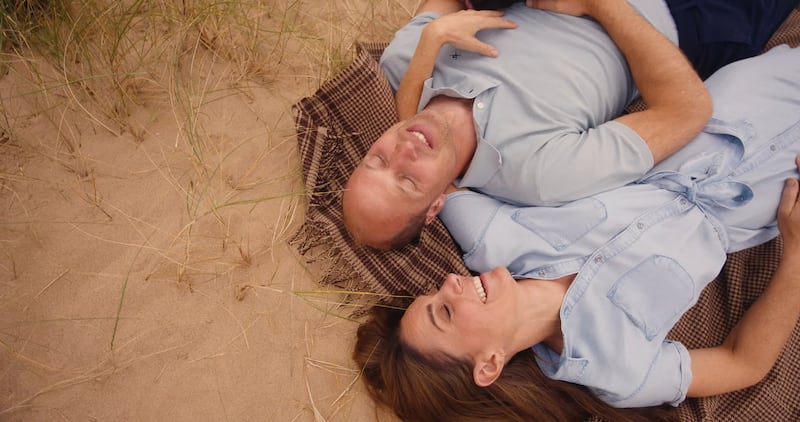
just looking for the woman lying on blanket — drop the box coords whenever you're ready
[352,43,800,421]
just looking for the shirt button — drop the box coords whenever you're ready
[680,198,687,205]
[538,270,546,277]
[636,222,644,230]
[594,255,603,264]
[476,102,485,110]
[770,144,777,152]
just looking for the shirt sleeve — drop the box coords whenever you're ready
[603,340,692,408]
[378,12,438,92]
[506,120,654,206]
[439,191,503,258]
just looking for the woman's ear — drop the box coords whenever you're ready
[472,351,506,387]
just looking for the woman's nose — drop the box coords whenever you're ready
[444,274,464,295]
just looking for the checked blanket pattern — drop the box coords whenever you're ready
[292,7,800,421]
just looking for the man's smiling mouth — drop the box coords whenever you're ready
[410,130,431,148]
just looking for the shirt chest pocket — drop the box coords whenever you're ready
[511,198,607,251]
[607,256,696,341]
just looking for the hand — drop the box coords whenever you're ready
[777,155,800,256]
[425,10,518,58]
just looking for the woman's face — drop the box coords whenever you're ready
[400,267,523,363]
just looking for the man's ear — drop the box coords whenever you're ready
[424,194,447,225]
[472,351,506,387]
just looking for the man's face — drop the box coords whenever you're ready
[343,110,459,248]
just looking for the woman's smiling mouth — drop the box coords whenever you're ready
[473,275,487,303]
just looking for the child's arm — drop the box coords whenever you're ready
[395,10,517,119]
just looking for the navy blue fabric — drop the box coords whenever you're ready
[667,0,799,78]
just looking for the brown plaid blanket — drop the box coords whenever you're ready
[292,8,800,421]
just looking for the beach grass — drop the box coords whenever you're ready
[0,0,416,420]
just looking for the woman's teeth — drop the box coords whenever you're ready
[411,131,430,147]
[473,276,487,303]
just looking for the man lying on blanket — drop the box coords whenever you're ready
[341,0,798,250]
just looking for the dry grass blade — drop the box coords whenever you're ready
[110,237,151,351]
[34,268,69,298]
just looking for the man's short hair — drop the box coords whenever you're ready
[382,208,427,250]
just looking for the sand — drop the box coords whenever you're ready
[0,1,417,420]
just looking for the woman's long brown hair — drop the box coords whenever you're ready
[354,303,677,422]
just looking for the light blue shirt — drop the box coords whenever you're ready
[439,45,800,407]
[380,2,678,206]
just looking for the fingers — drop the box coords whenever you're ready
[495,17,519,29]
[457,9,518,28]
[468,10,518,29]
[457,38,498,57]
[778,155,800,224]
[476,41,499,57]
[473,10,504,17]
[778,178,799,222]
[436,10,516,57]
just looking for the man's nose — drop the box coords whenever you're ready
[394,137,418,161]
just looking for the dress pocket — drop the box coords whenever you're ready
[608,255,696,340]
